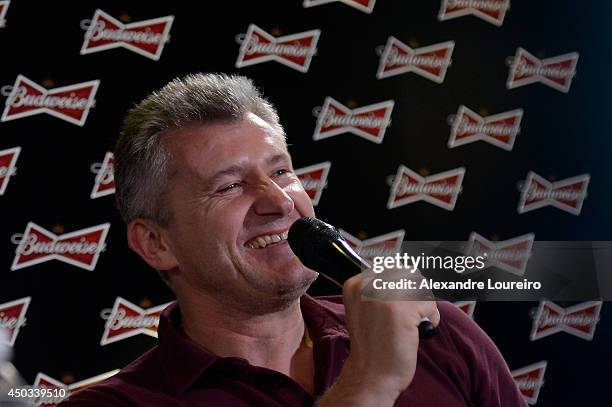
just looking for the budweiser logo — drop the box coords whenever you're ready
[377,37,454,82]
[387,166,465,210]
[1,75,99,126]
[0,146,20,195]
[236,24,320,73]
[518,171,590,215]
[531,300,602,341]
[11,222,110,271]
[340,229,405,264]
[302,0,376,14]
[511,361,547,404]
[448,105,523,150]
[0,297,29,346]
[100,297,172,346]
[313,97,394,144]
[80,9,174,60]
[34,370,119,407]
[507,47,579,93]
[0,0,10,28]
[438,0,511,26]
[453,301,476,318]
[295,161,331,206]
[91,151,115,199]
[465,232,534,276]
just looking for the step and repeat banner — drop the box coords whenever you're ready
[1,1,611,406]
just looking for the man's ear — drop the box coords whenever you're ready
[127,219,179,271]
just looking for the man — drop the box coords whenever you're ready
[60,73,526,406]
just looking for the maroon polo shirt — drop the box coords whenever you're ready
[60,296,526,406]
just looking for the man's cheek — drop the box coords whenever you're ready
[297,197,316,217]
[287,183,315,217]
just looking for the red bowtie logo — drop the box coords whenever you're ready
[302,0,377,14]
[1,75,99,126]
[438,0,511,26]
[91,152,115,199]
[295,161,331,206]
[34,370,119,407]
[100,297,172,346]
[0,0,10,28]
[81,9,174,61]
[0,146,20,195]
[377,37,454,82]
[448,105,523,150]
[0,297,30,346]
[511,361,547,405]
[236,24,320,73]
[531,300,602,341]
[340,229,405,265]
[388,166,465,211]
[11,222,110,271]
[466,232,534,276]
[453,301,476,318]
[518,172,590,215]
[507,47,579,93]
[313,97,394,144]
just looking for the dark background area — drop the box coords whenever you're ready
[1,1,611,405]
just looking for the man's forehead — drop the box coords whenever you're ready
[163,113,290,178]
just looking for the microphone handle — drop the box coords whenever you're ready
[323,239,437,340]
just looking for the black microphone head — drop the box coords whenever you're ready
[287,217,341,269]
[288,217,369,285]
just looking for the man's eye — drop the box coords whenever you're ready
[219,183,241,192]
[274,169,291,176]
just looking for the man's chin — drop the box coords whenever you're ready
[277,271,317,295]
[247,270,317,313]
[245,249,315,281]
[263,267,316,295]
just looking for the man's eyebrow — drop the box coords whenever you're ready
[207,165,244,186]
[204,153,292,188]
[267,153,291,166]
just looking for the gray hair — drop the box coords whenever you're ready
[114,73,284,225]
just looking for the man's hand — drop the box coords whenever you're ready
[317,270,440,407]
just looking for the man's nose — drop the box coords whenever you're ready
[252,178,295,217]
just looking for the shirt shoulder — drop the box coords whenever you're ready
[58,385,136,407]
[433,301,507,364]
[58,347,178,407]
[419,301,527,407]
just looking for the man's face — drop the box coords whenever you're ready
[160,112,318,312]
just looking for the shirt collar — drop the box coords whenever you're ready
[300,294,349,342]
[158,301,217,397]
[158,294,349,397]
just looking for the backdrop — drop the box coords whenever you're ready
[1,1,611,406]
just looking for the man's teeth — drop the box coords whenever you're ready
[247,231,289,249]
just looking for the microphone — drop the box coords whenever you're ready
[288,217,437,339]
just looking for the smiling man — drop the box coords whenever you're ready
[60,73,526,407]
